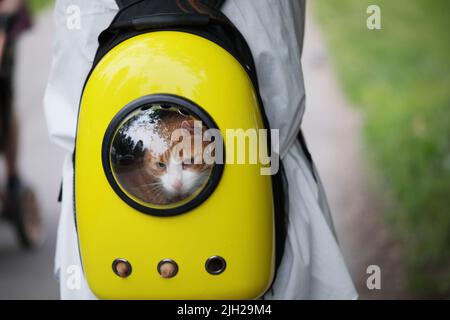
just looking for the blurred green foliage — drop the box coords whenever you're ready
[29,0,54,15]
[315,0,450,297]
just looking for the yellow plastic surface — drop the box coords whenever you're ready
[75,31,274,300]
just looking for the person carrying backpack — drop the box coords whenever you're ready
[44,0,357,300]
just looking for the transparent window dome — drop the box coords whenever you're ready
[108,102,219,212]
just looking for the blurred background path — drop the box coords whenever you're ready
[302,6,407,299]
[0,9,61,299]
[0,5,409,300]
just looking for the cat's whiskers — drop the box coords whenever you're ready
[140,181,163,188]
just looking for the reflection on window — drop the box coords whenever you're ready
[110,104,215,207]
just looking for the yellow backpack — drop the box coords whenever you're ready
[75,0,286,300]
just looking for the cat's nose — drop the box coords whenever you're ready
[172,180,183,191]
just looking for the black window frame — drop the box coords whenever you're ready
[102,94,225,217]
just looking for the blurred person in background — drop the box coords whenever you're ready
[0,0,39,248]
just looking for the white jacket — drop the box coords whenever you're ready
[44,0,357,300]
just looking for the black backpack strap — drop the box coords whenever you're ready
[115,0,225,10]
[96,0,248,75]
[115,0,141,9]
[110,0,229,30]
[206,0,226,8]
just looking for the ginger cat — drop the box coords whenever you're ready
[117,111,213,205]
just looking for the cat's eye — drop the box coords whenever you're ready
[158,162,167,169]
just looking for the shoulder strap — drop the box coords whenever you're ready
[96,0,245,71]
[115,0,226,10]
[115,0,139,9]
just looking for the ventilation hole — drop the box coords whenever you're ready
[157,259,179,279]
[205,256,226,275]
[112,259,132,278]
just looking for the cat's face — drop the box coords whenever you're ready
[143,119,212,199]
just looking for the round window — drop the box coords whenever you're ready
[102,95,223,216]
